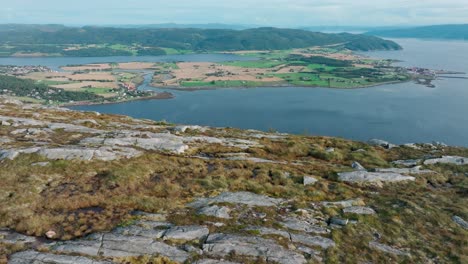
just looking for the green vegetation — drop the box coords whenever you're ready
[181,80,267,87]
[222,60,285,68]
[0,75,102,103]
[0,25,402,57]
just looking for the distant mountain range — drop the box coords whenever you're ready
[367,24,468,40]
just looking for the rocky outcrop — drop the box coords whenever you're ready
[303,176,318,186]
[352,161,366,171]
[338,171,415,183]
[9,250,113,264]
[321,199,364,208]
[392,159,422,167]
[452,216,468,229]
[163,225,209,241]
[343,206,376,215]
[203,233,307,264]
[375,166,434,174]
[188,192,284,208]
[198,205,231,219]
[424,156,468,166]
[369,241,410,256]
[281,217,329,234]
[368,139,396,149]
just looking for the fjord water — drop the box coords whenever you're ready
[7,39,468,146]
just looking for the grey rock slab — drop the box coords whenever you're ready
[48,123,103,134]
[343,206,376,215]
[163,225,209,241]
[245,226,291,239]
[195,259,241,264]
[368,139,397,149]
[338,171,415,183]
[352,161,367,171]
[0,230,37,244]
[188,192,284,209]
[303,176,318,186]
[281,217,329,234]
[290,233,336,249]
[100,233,189,263]
[53,237,102,256]
[329,217,349,226]
[321,199,364,208]
[369,241,410,256]
[424,156,468,166]
[198,205,231,219]
[0,115,47,127]
[9,250,113,264]
[173,125,207,133]
[203,233,307,264]
[452,216,468,229]
[375,166,434,175]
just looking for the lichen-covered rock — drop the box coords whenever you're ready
[392,159,422,167]
[321,199,364,208]
[338,171,415,183]
[203,233,307,264]
[188,192,284,208]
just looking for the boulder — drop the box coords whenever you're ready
[203,233,307,264]
[338,171,415,183]
[352,161,366,171]
[329,217,349,226]
[195,259,240,264]
[343,206,376,215]
[0,230,37,244]
[368,139,396,149]
[424,156,468,166]
[369,241,410,256]
[173,125,207,133]
[303,176,318,186]
[452,216,468,229]
[163,225,209,241]
[188,192,283,208]
[198,205,231,219]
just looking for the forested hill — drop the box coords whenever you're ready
[0,25,401,52]
[367,24,468,40]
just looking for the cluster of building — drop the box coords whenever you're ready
[0,65,54,76]
[120,82,136,91]
[406,67,437,77]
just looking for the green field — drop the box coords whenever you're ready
[181,80,268,87]
[222,60,285,68]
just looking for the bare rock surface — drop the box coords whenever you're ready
[203,233,307,264]
[338,171,415,183]
[9,250,113,264]
[198,205,231,219]
[163,225,209,241]
[375,166,434,175]
[188,192,284,208]
[352,161,366,171]
[290,233,336,249]
[321,199,364,208]
[281,217,329,234]
[369,241,410,256]
[424,156,468,166]
[195,259,241,264]
[303,176,318,186]
[343,206,376,215]
[452,216,468,229]
[392,159,422,167]
[0,230,37,244]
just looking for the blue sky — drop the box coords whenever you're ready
[1,0,467,26]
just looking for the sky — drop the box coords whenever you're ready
[0,0,467,27]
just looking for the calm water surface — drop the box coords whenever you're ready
[3,39,468,146]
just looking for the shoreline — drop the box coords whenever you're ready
[60,92,174,107]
